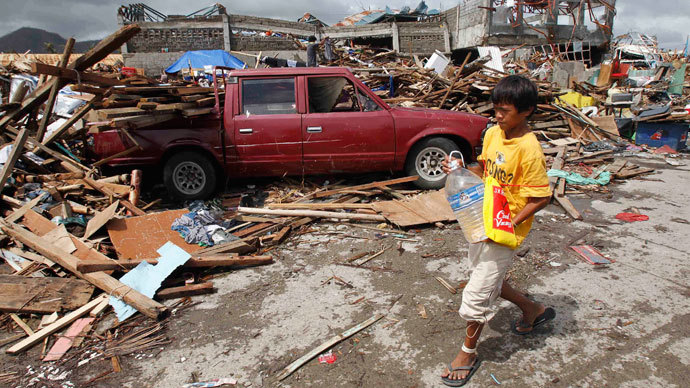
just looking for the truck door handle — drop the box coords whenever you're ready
[306,126,322,133]
[239,128,253,134]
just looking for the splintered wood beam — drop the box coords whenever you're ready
[75,255,274,273]
[36,38,75,141]
[31,62,122,86]
[238,207,386,222]
[156,282,215,300]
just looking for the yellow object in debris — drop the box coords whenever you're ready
[556,91,596,108]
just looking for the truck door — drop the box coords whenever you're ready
[232,77,303,176]
[301,75,395,174]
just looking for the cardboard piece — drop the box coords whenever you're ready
[107,209,203,260]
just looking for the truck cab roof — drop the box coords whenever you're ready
[228,67,355,78]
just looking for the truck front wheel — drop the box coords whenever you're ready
[163,151,217,200]
[405,137,461,189]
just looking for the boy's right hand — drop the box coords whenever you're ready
[441,155,461,175]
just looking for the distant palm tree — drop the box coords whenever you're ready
[43,42,56,53]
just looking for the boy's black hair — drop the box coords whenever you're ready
[308,35,317,42]
[491,75,538,113]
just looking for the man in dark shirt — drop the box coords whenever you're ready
[306,35,318,67]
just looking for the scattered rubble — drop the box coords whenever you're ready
[0,10,688,387]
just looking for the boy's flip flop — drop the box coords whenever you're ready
[512,307,556,335]
[441,358,481,387]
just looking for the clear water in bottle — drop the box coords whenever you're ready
[444,154,486,243]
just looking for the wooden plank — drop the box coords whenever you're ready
[371,190,455,227]
[6,295,106,355]
[156,282,214,300]
[276,314,385,380]
[43,224,77,254]
[9,314,34,335]
[0,128,30,190]
[43,317,94,361]
[181,107,213,117]
[36,38,75,141]
[31,63,121,86]
[171,87,214,95]
[615,167,654,179]
[267,202,374,210]
[568,150,614,162]
[83,200,119,239]
[4,192,48,223]
[75,255,273,273]
[237,207,386,222]
[106,209,203,260]
[314,176,418,198]
[0,221,168,320]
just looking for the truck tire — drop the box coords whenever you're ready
[405,137,461,190]
[163,151,217,200]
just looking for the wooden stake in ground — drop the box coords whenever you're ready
[276,314,384,381]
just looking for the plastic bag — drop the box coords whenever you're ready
[482,174,518,249]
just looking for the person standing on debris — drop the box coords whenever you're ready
[306,35,318,67]
[322,36,335,63]
[439,75,555,387]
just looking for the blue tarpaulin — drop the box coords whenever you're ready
[165,50,245,73]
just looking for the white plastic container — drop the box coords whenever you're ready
[424,50,451,75]
[444,151,486,243]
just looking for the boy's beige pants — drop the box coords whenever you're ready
[458,240,515,323]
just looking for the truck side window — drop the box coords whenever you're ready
[357,89,382,112]
[242,78,296,116]
[307,77,361,113]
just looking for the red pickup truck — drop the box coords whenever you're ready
[94,67,489,199]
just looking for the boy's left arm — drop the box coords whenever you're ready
[513,155,552,227]
[512,196,550,227]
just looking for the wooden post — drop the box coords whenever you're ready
[0,128,30,190]
[128,169,142,209]
[36,38,75,142]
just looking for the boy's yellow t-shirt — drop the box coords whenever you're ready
[478,125,552,246]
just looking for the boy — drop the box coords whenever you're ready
[440,75,555,386]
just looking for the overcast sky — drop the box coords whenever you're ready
[0,0,688,49]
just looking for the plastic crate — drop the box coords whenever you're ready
[635,122,688,151]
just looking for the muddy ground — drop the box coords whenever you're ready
[1,155,689,388]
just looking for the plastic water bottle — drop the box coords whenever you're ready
[444,151,486,243]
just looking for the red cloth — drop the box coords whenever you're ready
[616,213,649,222]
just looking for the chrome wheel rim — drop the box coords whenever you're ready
[172,161,206,195]
[415,147,448,182]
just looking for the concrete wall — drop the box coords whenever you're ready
[122,52,185,76]
[397,23,447,54]
[444,0,491,49]
[127,20,226,53]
